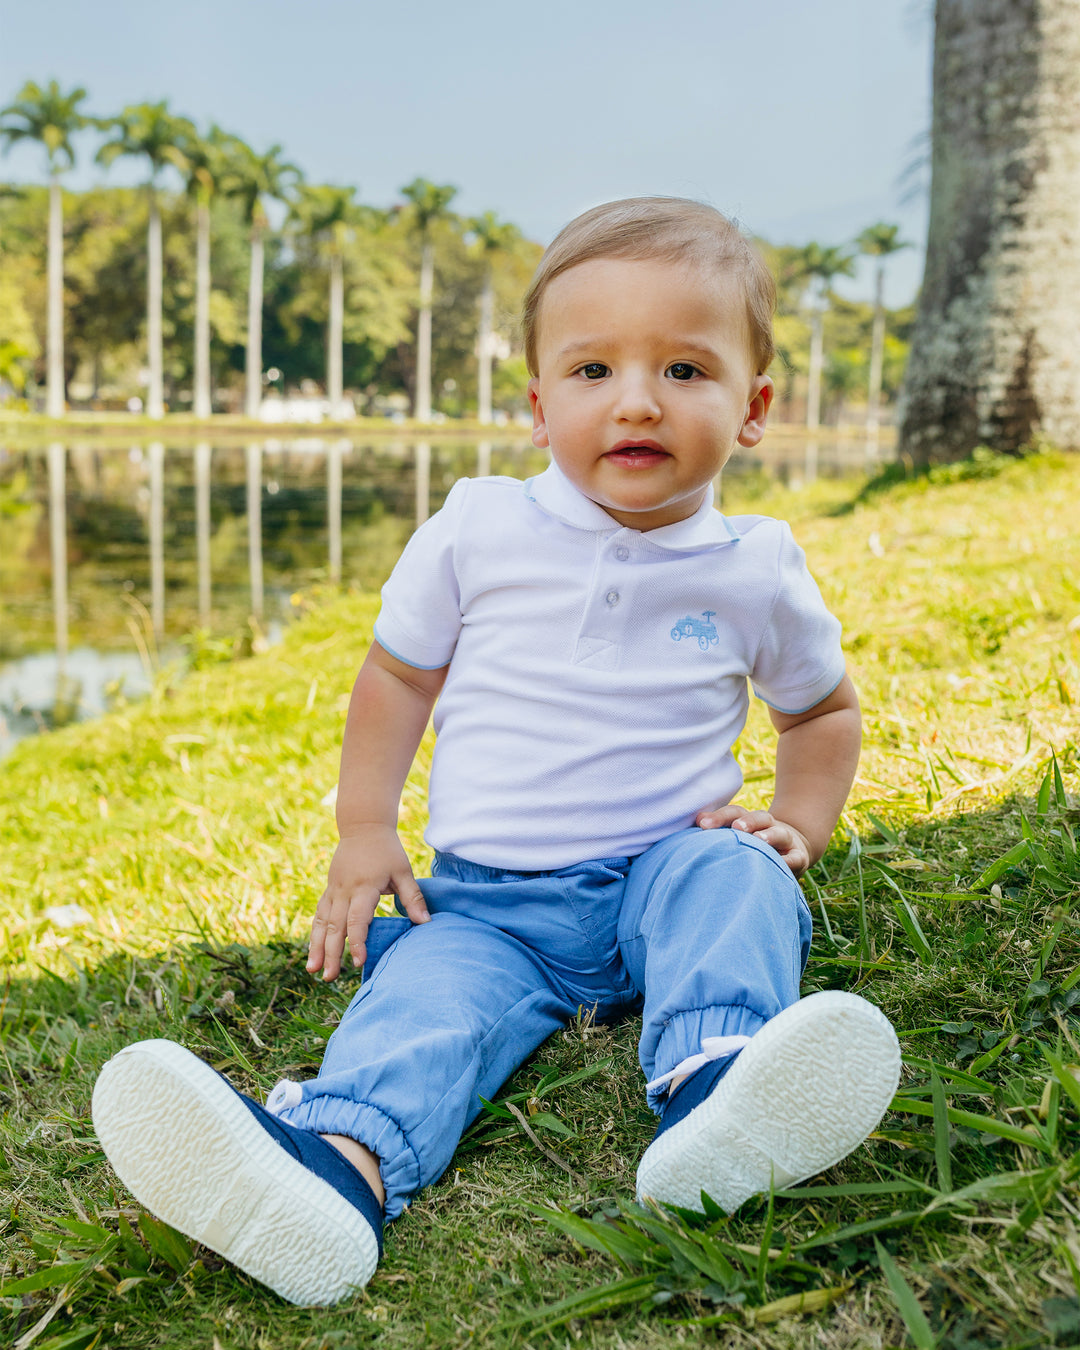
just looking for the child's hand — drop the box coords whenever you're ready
[696,806,812,877]
[307,825,431,981]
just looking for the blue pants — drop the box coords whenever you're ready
[279,827,811,1218]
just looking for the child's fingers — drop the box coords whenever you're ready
[696,804,755,829]
[308,888,358,981]
[344,886,381,973]
[754,825,810,876]
[306,890,334,974]
[395,874,431,927]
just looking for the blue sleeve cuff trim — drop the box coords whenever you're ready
[754,668,845,716]
[372,626,451,672]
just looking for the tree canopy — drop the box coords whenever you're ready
[0,87,910,422]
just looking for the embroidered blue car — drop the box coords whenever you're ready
[670,610,719,651]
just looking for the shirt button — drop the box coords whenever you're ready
[606,589,620,606]
[615,546,630,561]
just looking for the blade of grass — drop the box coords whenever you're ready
[900,1057,997,1093]
[506,1274,657,1331]
[795,1210,926,1252]
[874,1239,937,1349]
[894,1096,1051,1152]
[930,1072,953,1194]
[1040,1048,1080,1116]
[749,1284,853,1325]
[971,840,1032,891]
[756,1177,776,1301]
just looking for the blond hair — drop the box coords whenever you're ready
[522,197,776,377]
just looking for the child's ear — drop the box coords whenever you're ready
[737,375,773,449]
[528,377,550,449]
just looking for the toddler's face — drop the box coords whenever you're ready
[528,257,772,530]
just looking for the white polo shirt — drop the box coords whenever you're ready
[374,464,845,870]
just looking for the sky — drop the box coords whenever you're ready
[0,0,933,307]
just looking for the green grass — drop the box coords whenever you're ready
[2,448,1080,1348]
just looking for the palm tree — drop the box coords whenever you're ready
[223,141,302,418]
[789,243,856,429]
[177,122,231,419]
[400,177,457,422]
[0,80,91,418]
[856,223,910,438]
[900,0,1080,464]
[468,211,521,424]
[288,183,360,416]
[96,102,190,419]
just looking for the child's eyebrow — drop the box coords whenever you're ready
[555,338,724,362]
[556,339,608,360]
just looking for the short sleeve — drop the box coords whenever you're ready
[372,479,468,670]
[750,524,846,714]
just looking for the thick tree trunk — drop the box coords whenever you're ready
[146,192,164,420]
[245,230,264,420]
[477,269,494,425]
[414,241,434,422]
[328,250,344,414]
[194,198,212,420]
[899,0,1080,464]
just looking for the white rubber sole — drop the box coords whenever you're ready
[636,991,900,1214]
[91,1039,379,1306]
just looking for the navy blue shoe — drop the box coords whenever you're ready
[93,1039,382,1305]
[637,993,901,1214]
[652,1054,738,1138]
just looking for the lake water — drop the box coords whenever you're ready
[0,429,892,756]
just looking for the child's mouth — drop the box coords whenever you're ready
[604,442,669,468]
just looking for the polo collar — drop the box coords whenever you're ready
[522,462,740,552]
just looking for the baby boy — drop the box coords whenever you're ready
[92,197,900,1306]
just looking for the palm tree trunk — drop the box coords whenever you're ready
[414,240,434,422]
[146,192,164,419]
[193,196,212,420]
[899,0,1080,463]
[46,175,65,419]
[806,308,824,431]
[245,228,264,420]
[866,263,886,436]
[328,250,344,414]
[477,268,494,425]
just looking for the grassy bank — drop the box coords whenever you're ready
[2,449,1079,1349]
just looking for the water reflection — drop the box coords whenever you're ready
[0,647,156,759]
[246,442,264,621]
[149,441,165,640]
[48,441,68,669]
[327,439,343,584]
[195,441,211,624]
[0,430,892,754]
[414,441,431,527]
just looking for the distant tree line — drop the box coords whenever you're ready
[0,81,912,426]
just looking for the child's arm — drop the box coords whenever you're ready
[696,673,861,877]
[307,641,448,981]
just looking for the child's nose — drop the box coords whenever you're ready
[613,372,662,422]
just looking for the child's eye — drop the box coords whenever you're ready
[579,363,609,380]
[667,362,698,381]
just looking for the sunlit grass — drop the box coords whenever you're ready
[2,448,1079,1348]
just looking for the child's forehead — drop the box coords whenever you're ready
[538,256,751,347]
